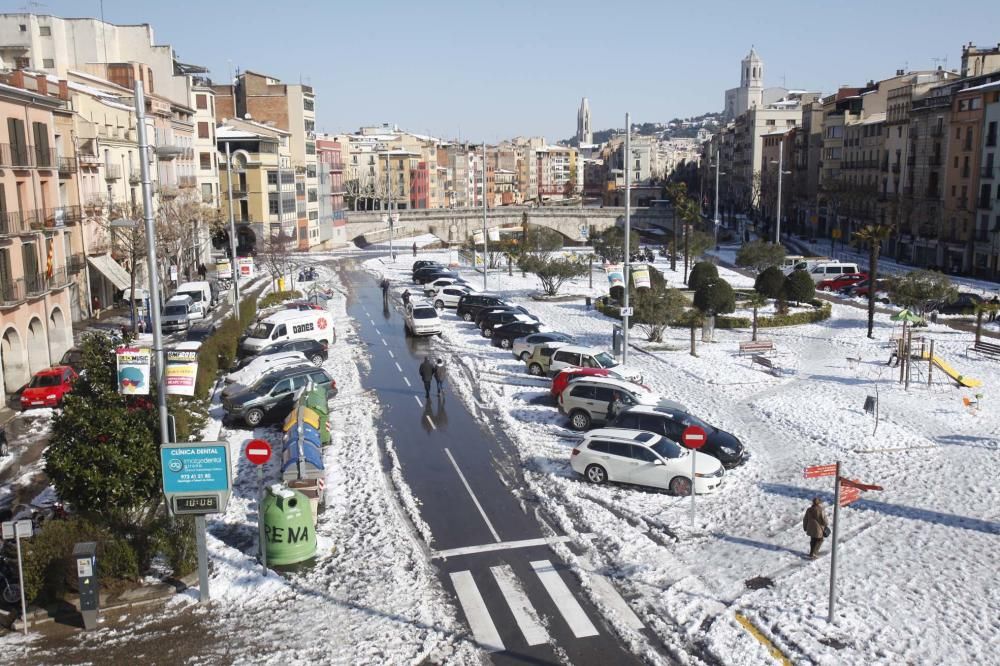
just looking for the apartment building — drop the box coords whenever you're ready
[316,138,346,248]
[213,71,320,248]
[0,74,79,395]
[979,86,1000,276]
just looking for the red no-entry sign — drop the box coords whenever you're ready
[245,439,272,466]
[681,425,707,449]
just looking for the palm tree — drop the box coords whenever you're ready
[853,222,895,338]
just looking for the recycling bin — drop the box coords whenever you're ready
[262,486,316,566]
[288,478,323,522]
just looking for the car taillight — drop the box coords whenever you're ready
[571,448,580,456]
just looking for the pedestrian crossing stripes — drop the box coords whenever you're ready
[450,559,627,653]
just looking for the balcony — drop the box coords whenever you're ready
[179,175,197,188]
[0,210,32,236]
[0,278,25,307]
[129,169,142,185]
[67,253,86,273]
[155,144,186,160]
[104,164,122,181]
[157,186,180,200]
[982,166,995,179]
[58,156,77,176]
[77,140,101,165]
[25,272,50,297]
[34,147,57,169]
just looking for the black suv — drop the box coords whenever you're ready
[414,268,459,285]
[223,365,336,427]
[479,310,541,337]
[456,293,507,322]
[610,406,747,468]
[490,321,542,349]
[412,260,441,274]
[235,338,328,369]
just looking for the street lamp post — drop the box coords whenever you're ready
[482,141,488,292]
[622,112,631,365]
[712,147,726,248]
[772,138,792,244]
[223,142,240,308]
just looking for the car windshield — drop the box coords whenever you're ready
[651,436,686,459]
[593,351,617,368]
[249,322,274,339]
[413,308,437,319]
[29,374,63,388]
[164,305,187,316]
[251,374,280,393]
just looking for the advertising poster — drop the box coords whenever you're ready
[216,260,232,280]
[472,230,484,246]
[237,256,254,278]
[488,227,500,242]
[116,347,151,395]
[165,349,199,396]
[632,264,651,289]
[605,263,624,290]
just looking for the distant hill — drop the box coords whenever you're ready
[562,111,723,147]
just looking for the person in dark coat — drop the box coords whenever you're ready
[434,358,447,395]
[380,278,390,303]
[198,263,208,280]
[418,356,435,398]
[607,391,625,422]
[412,242,418,257]
[989,295,999,322]
[803,497,829,559]
[401,289,411,306]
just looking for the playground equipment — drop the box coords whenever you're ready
[920,353,983,388]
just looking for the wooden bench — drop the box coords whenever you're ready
[751,354,781,377]
[966,340,1000,360]
[739,340,774,356]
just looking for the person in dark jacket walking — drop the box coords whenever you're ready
[402,289,411,306]
[412,242,418,257]
[419,356,435,397]
[380,278,390,303]
[434,358,447,395]
[803,497,829,559]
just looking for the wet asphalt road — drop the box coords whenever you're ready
[340,262,643,665]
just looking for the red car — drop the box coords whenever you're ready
[550,367,610,397]
[284,301,325,311]
[20,365,77,410]
[817,272,867,291]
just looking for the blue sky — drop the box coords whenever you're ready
[20,0,1000,142]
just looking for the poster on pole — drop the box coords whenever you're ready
[488,227,500,242]
[472,230,484,246]
[632,264,651,289]
[237,256,254,278]
[605,264,624,290]
[116,347,151,395]
[165,349,199,396]
[216,260,232,280]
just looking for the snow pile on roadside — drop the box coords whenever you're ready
[366,249,1000,665]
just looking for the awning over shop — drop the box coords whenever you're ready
[87,254,131,291]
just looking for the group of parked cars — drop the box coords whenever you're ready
[408,260,746,497]
[812,266,986,314]
[161,280,219,333]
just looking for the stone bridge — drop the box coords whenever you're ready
[344,206,675,246]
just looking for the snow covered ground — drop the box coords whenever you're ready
[367,248,1000,666]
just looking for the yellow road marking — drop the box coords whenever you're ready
[735,612,793,666]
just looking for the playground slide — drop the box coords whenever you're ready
[920,353,983,388]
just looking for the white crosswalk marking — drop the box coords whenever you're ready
[491,565,550,646]
[450,571,504,653]
[530,560,599,638]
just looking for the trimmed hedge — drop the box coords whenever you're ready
[259,290,302,310]
[597,295,832,330]
[757,301,832,327]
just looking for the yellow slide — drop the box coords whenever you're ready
[920,353,983,388]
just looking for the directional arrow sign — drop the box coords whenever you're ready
[839,478,883,492]
[804,464,838,478]
[839,486,861,507]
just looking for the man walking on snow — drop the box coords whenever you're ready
[433,358,447,396]
[419,356,435,398]
[803,497,829,559]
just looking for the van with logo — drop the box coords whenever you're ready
[241,309,335,355]
[175,281,212,318]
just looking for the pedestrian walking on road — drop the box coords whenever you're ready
[803,497,829,559]
[402,289,411,306]
[989,294,999,322]
[419,356,435,398]
[434,358,447,395]
[198,263,208,280]
[380,278,390,303]
[412,242,418,257]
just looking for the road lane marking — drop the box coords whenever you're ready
[431,535,577,559]
[530,560,599,638]
[403,377,411,387]
[381,338,388,347]
[587,572,644,630]
[394,361,403,373]
[450,571,504,653]
[414,395,423,408]
[491,565,550,646]
[444,448,501,542]
[387,350,394,359]
[425,415,437,430]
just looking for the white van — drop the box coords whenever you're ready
[784,257,834,274]
[241,309,335,354]
[161,295,194,332]
[175,281,212,319]
[806,261,861,283]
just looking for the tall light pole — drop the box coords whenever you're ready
[385,148,394,261]
[482,141,488,292]
[772,137,792,244]
[622,113,631,365]
[223,142,240,308]
[713,146,725,248]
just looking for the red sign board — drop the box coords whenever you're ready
[839,486,861,506]
[681,425,707,449]
[245,439,272,466]
[840,478,883,492]
[804,464,838,478]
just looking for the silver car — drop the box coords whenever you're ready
[557,376,686,431]
[512,332,575,361]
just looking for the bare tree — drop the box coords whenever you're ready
[258,227,296,293]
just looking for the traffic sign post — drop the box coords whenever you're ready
[3,519,33,634]
[681,425,707,527]
[245,439,273,572]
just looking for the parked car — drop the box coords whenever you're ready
[283,300,326,311]
[59,348,84,372]
[223,365,336,427]
[186,321,218,342]
[570,428,725,495]
[433,285,475,310]
[413,267,459,285]
[404,300,444,336]
[490,321,543,349]
[20,366,77,410]
[225,351,311,387]
[557,376,684,431]
[528,344,643,383]
[804,262,861,284]
[412,260,442,276]
[512,332,576,362]
[236,338,329,368]
[479,311,542,337]
[550,367,609,397]
[456,293,508,322]
[241,309,335,355]
[422,277,469,296]
[610,405,746,468]
[929,292,984,315]
[475,304,539,328]
[816,272,868,291]
[844,278,890,300]
[161,295,194,333]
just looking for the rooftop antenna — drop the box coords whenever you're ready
[931,56,948,70]
[21,0,47,10]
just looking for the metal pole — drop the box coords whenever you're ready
[224,143,240,308]
[386,150,394,262]
[133,81,169,448]
[928,339,934,385]
[482,142,488,292]
[714,146,721,246]
[828,462,842,624]
[690,448,696,527]
[776,138,784,244]
[15,532,27,635]
[905,328,912,391]
[194,514,210,602]
[622,113,631,365]
[258,466,267,571]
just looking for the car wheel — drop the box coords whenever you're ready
[528,363,544,376]
[499,338,511,349]
[584,464,607,485]
[435,300,444,310]
[520,351,531,361]
[245,408,264,427]
[462,312,473,322]
[569,410,592,431]
[310,354,325,365]
[669,476,693,496]
[482,328,493,338]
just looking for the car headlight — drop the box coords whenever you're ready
[47,394,58,399]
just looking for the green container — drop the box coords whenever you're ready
[303,387,331,445]
[262,486,317,566]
